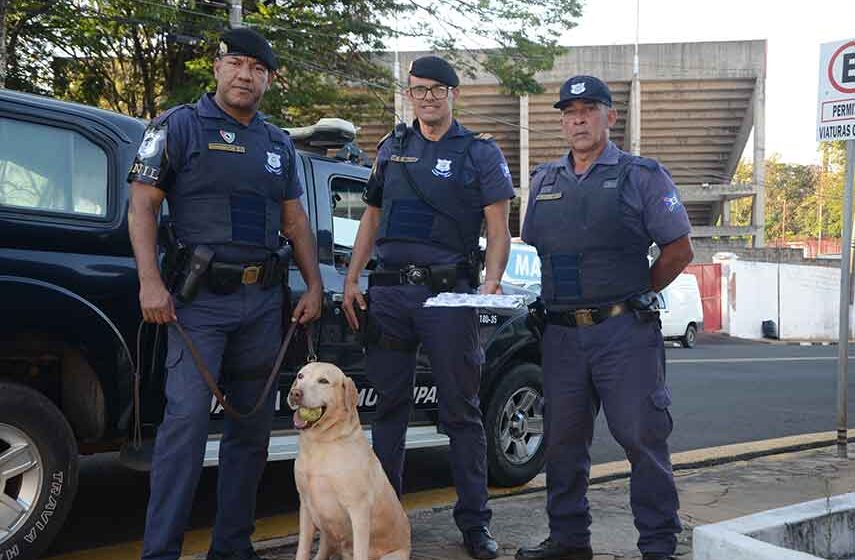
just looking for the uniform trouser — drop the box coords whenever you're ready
[543,312,681,556]
[141,284,283,560]
[365,284,491,532]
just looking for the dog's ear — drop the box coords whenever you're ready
[344,377,358,415]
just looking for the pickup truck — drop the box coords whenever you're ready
[0,89,545,560]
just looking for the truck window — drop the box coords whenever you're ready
[0,117,108,217]
[330,175,367,220]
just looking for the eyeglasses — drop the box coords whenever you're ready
[407,85,452,100]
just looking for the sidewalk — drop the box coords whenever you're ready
[236,442,855,560]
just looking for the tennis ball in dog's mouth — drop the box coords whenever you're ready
[298,407,324,423]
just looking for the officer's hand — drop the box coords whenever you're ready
[479,279,503,295]
[342,279,367,331]
[139,279,176,324]
[292,286,323,325]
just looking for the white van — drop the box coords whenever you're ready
[657,273,704,348]
[501,241,705,348]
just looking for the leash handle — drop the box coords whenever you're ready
[171,319,300,420]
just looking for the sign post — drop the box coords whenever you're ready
[818,38,855,458]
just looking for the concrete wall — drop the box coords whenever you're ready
[694,240,841,268]
[716,255,853,340]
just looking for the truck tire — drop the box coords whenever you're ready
[0,382,79,560]
[485,362,546,487]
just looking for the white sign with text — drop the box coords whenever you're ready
[817,38,855,142]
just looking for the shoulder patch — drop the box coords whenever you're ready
[474,132,494,141]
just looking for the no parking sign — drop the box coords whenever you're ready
[817,38,855,141]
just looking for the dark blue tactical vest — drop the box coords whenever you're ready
[166,106,290,253]
[526,154,655,309]
[376,127,483,258]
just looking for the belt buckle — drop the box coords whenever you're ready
[573,308,595,327]
[403,265,428,285]
[242,265,261,285]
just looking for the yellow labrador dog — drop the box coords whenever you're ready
[288,362,411,560]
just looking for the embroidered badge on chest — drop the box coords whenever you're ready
[432,158,453,178]
[265,151,283,175]
[219,130,236,144]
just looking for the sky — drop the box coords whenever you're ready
[392,0,854,165]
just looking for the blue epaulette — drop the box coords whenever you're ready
[376,130,393,150]
[263,120,290,142]
[530,161,555,178]
[627,155,660,171]
[151,103,193,127]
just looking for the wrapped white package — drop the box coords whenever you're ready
[423,293,528,309]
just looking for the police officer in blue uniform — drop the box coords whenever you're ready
[514,76,694,560]
[127,28,323,560]
[341,56,515,560]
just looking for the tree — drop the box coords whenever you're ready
[731,144,847,242]
[2,0,583,122]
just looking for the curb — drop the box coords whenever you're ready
[484,429,855,502]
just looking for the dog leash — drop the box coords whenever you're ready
[172,319,302,420]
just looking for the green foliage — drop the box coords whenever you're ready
[732,142,848,242]
[2,0,584,121]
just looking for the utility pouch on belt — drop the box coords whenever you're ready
[627,290,661,323]
[428,263,459,294]
[178,245,214,302]
[526,297,547,336]
[208,262,247,295]
[261,244,293,289]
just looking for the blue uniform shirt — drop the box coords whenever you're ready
[128,93,303,262]
[133,93,303,201]
[365,119,515,266]
[521,141,690,248]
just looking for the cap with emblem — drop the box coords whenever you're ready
[553,75,612,109]
[218,27,278,71]
[408,55,460,87]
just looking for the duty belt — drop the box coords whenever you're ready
[368,263,471,289]
[369,264,431,287]
[546,302,630,328]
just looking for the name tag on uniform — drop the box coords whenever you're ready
[208,142,246,153]
[390,155,419,163]
[602,179,617,189]
[536,192,563,201]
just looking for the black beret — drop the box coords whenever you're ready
[408,55,459,87]
[218,27,278,71]
[554,75,613,109]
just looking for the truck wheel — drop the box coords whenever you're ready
[680,324,697,348]
[485,363,546,487]
[0,382,78,560]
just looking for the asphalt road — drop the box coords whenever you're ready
[45,336,855,556]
